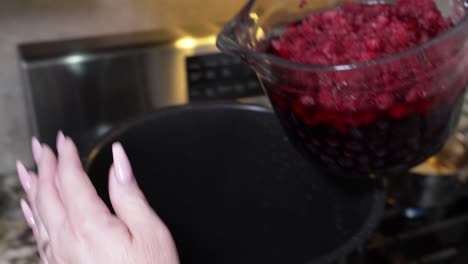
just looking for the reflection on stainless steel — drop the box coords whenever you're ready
[411,133,468,178]
[379,130,468,211]
[18,24,267,158]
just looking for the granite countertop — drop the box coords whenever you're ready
[0,174,39,264]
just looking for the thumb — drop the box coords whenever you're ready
[108,143,164,234]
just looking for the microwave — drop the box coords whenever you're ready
[18,23,269,159]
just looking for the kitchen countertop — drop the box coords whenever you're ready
[0,174,39,264]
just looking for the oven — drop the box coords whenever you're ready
[18,23,269,160]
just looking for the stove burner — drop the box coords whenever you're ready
[345,193,468,263]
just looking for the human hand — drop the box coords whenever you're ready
[17,132,180,264]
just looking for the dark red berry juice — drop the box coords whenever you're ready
[262,0,467,176]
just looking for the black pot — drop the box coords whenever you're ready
[85,103,385,264]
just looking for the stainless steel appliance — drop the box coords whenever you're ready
[18,23,268,159]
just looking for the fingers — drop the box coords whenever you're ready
[20,199,36,230]
[17,165,52,264]
[20,134,134,263]
[17,162,43,239]
[109,143,162,234]
[21,199,48,263]
[32,137,42,163]
[55,135,111,231]
[35,144,67,239]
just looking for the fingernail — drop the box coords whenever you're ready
[16,161,31,192]
[109,164,116,177]
[31,137,42,162]
[56,131,66,152]
[38,221,49,241]
[20,199,36,228]
[42,256,50,264]
[112,143,134,184]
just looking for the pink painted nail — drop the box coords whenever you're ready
[109,164,116,178]
[16,161,31,192]
[31,137,43,163]
[112,143,134,184]
[56,131,66,152]
[20,199,36,228]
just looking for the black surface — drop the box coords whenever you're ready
[186,53,263,101]
[85,103,385,264]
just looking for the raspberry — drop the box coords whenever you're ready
[292,95,316,116]
[389,22,412,48]
[271,40,290,59]
[321,10,340,21]
[305,14,320,26]
[376,15,390,26]
[352,112,375,126]
[405,84,431,103]
[390,104,412,119]
[341,2,363,13]
[304,51,329,65]
[375,94,395,110]
[299,95,316,108]
[262,0,463,175]
[271,0,450,65]
[365,38,384,52]
[318,88,335,108]
[360,52,377,61]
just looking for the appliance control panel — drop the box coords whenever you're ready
[186,53,264,101]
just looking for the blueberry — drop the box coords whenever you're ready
[320,154,337,166]
[346,141,363,151]
[404,156,414,163]
[366,129,387,151]
[391,125,413,138]
[305,143,320,154]
[375,149,387,158]
[376,119,390,130]
[327,128,339,136]
[311,138,321,147]
[325,146,340,157]
[357,155,370,165]
[338,157,354,168]
[368,142,386,152]
[343,150,354,158]
[357,155,371,171]
[392,150,407,162]
[407,137,420,151]
[297,130,307,139]
[326,137,340,147]
[349,127,363,138]
[373,159,386,168]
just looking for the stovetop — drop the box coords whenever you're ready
[19,30,468,263]
[356,197,468,264]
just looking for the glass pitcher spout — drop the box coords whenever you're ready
[216,0,256,55]
[217,0,349,70]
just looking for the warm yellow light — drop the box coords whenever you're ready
[256,27,265,40]
[175,37,197,49]
[174,36,217,50]
[249,12,259,22]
